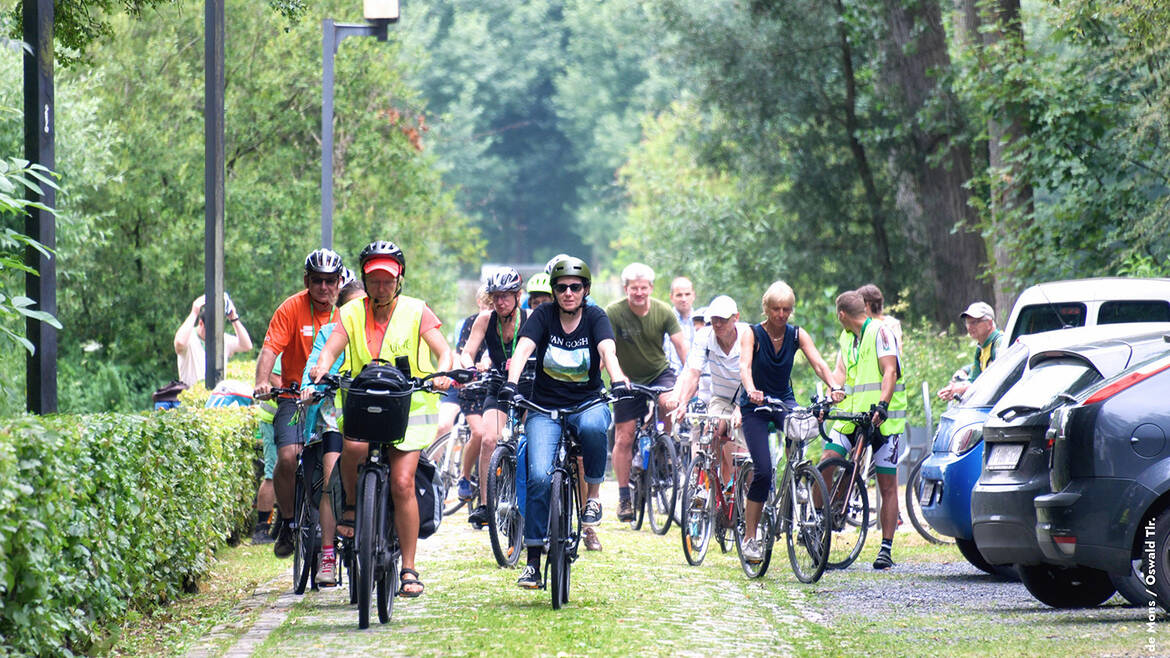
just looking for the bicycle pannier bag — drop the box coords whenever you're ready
[343,361,413,443]
[415,452,444,538]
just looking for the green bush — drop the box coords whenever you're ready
[0,406,257,655]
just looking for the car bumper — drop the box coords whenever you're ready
[971,474,1049,566]
[920,443,983,540]
[1035,478,1156,574]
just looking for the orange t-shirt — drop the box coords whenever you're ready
[262,290,337,388]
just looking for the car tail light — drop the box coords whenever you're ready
[949,423,984,455]
[1083,356,1170,405]
[1053,535,1076,557]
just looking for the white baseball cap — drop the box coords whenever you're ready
[707,295,739,319]
[960,301,995,321]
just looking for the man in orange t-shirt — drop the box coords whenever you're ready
[254,248,346,558]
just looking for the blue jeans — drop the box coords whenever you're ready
[523,403,612,547]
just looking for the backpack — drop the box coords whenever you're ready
[415,452,444,539]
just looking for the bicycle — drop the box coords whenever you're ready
[347,365,474,628]
[815,404,881,570]
[679,407,742,565]
[423,373,493,517]
[904,382,952,545]
[509,390,614,610]
[733,395,832,584]
[626,383,680,535]
[486,367,536,568]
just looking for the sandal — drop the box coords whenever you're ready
[337,503,356,538]
[398,568,424,598]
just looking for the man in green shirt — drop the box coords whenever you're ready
[939,301,1005,401]
[606,262,689,522]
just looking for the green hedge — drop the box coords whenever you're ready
[0,407,257,655]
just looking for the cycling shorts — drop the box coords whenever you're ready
[825,428,902,474]
[259,421,277,479]
[614,368,677,424]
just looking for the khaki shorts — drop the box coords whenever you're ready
[705,396,746,451]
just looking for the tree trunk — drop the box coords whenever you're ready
[881,0,994,325]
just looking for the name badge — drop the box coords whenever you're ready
[302,325,314,337]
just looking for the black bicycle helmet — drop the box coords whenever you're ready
[304,248,344,275]
[548,256,591,286]
[358,240,406,278]
[486,267,523,293]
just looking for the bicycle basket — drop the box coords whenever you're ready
[784,411,819,443]
[343,362,412,443]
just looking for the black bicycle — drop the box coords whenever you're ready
[626,383,680,535]
[346,364,474,628]
[509,391,614,610]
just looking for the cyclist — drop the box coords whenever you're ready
[309,241,453,598]
[606,262,688,523]
[445,286,491,505]
[458,267,533,528]
[497,256,630,589]
[857,283,902,345]
[299,276,364,587]
[254,248,346,558]
[937,301,1002,401]
[669,295,747,488]
[819,290,906,570]
[525,272,553,309]
[738,280,843,564]
[663,276,696,376]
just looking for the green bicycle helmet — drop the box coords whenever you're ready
[548,257,591,286]
[526,272,552,295]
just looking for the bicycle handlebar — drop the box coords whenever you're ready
[509,391,615,419]
[255,384,300,401]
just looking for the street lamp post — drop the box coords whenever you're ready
[320,1,400,250]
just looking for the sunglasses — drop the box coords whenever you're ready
[309,276,340,286]
[553,283,584,293]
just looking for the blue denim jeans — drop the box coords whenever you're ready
[523,403,612,547]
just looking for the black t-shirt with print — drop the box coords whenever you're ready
[519,302,615,408]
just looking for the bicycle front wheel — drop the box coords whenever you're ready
[356,469,379,629]
[819,457,869,569]
[376,521,399,624]
[425,430,468,516]
[487,444,523,567]
[547,470,571,609]
[786,463,831,584]
[646,433,679,535]
[681,455,714,566]
[905,453,952,545]
[293,474,319,595]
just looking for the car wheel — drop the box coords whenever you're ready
[1150,507,1170,611]
[1018,563,1116,608]
[1110,560,1157,607]
[955,537,1017,580]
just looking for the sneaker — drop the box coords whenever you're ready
[741,537,764,563]
[517,564,542,589]
[316,552,338,587]
[582,499,603,527]
[873,547,895,570]
[251,522,274,545]
[582,526,602,552]
[617,498,636,523]
[468,505,489,528]
[457,477,475,501]
[273,518,294,559]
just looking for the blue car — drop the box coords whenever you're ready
[920,324,1170,575]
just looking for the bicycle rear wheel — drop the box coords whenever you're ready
[734,460,772,578]
[786,463,831,584]
[646,433,679,535]
[548,470,571,609]
[356,470,379,629]
[487,444,523,567]
[681,455,714,566]
[904,453,952,545]
[818,457,869,569]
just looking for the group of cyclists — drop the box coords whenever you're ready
[251,241,909,599]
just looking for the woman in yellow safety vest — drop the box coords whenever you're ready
[310,240,453,598]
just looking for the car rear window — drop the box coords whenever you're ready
[1098,300,1170,324]
[991,357,1101,418]
[1011,303,1087,342]
[962,342,1028,407]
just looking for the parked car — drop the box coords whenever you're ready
[969,330,1170,607]
[1035,347,1170,611]
[1003,277,1170,344]
[920,325,1170,576]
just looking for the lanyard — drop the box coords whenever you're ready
[497,310,520,359]
[309,299,336,345]
[849,317,872,367]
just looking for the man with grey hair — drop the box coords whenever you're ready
[606,263,688,523]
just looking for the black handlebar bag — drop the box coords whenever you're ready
[343,361,413,443]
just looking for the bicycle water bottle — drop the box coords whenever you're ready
[638,433,652,470]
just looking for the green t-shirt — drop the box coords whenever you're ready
[605,297,682,384]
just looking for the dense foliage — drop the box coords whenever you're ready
[0,406,256,654]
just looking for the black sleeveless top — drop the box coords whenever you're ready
[741,322,798,407]
[485,308,530,369]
